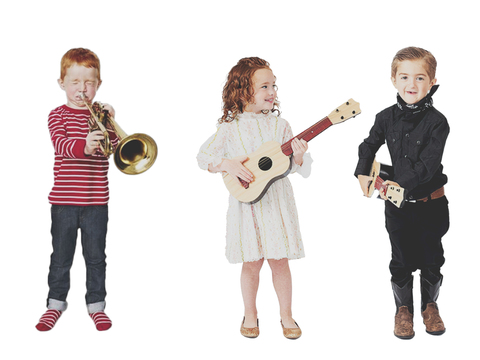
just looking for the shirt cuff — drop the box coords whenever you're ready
[354,158,374,177]
[294,152,313,178]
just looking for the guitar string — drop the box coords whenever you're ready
[256,119,330,168]
[243,106,356,171]
[237,108,353,185]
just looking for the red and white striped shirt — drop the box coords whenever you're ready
[48,105,118,206]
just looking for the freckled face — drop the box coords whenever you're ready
[392,60,436,105]
[58,64,101,109]
[245,68,277,114]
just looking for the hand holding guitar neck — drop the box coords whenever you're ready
[379,180,401,200]
[366,158,406,208]
[291,138,308,166]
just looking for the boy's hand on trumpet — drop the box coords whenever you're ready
[102,103,115,119]
[84,130,105,155]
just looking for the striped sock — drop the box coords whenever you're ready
[90,311,112,331]
[36,309,62,331]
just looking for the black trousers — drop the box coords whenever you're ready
[385,196,449,287]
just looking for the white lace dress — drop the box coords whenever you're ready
[197,112,313,264]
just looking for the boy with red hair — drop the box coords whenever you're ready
[36,48,117,331]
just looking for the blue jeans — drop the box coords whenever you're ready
[47,205,108,313]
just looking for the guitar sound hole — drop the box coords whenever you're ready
[258,157,273,171]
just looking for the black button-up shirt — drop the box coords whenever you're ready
[354,102,449,200]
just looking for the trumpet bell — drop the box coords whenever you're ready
[114,133,158,175]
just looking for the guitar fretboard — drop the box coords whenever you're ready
[375,176,386,192]
[281,117,333,156]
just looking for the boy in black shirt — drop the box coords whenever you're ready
[355,47,449,339]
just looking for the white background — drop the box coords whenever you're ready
[1,0,478,359]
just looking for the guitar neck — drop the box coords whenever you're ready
[281,116,333,156]
[374,176,387,192]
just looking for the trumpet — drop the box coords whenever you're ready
[80,93,157,175]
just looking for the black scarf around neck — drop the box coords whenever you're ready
[396,84,439,115]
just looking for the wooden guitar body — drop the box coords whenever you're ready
[223,141,292,204]
[223,99,361,203]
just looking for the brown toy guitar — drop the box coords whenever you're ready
[367,158,405,208]
[223,99,361,204]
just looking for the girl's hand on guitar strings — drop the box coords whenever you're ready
[292,138,308,166]
[208,157,253,185]
[221,156,254,185]
[358,175,373,197]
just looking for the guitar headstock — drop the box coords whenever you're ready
[385,185,406,208]
[328,99,361,125]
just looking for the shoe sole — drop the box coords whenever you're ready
[426,329,445,336]
[394,332,415,340]
[284,335,301,340]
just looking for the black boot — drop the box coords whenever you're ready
[420,274,442,311]
[392,275,414,339]
[420,275,445,335]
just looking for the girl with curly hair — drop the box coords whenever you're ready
[197,57,313,339]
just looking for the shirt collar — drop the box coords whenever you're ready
[396,84,439,115]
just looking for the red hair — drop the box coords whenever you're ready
[220,57,279,123]
[60,48,101,81]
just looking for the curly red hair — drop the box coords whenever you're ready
[219,57,279,123]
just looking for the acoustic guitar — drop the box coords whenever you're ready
[367,158,405,208]
[223,99,361,204]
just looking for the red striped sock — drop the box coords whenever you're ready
[90,311,112,331]
[36,309,62,331]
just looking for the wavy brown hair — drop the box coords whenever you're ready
[219,57,280,123]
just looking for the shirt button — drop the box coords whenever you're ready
[404,155,408,158]
[417,140,421,144]
[405,133,409,137]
